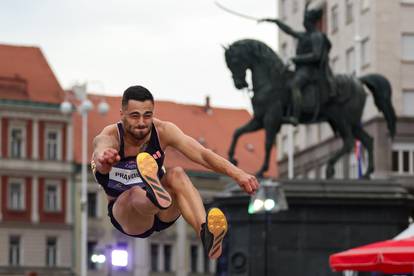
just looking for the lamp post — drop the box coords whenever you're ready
[60,83,109,276]
[248,180,288,276]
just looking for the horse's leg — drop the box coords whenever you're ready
[256,106,283,178]
[352,125,374,179]
[326,117,354,179]
[228,118,263,166]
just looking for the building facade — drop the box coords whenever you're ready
[0,45,74,275]
[276,0,414,180]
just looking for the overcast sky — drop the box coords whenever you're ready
[1,0,279,110]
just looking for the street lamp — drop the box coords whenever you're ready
[60,83,109,276]
[248,180,288,276]
[248,180,288,215]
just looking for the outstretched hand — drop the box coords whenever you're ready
[236,172,260,195]
[95,148,120,174]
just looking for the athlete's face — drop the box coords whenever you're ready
[121,100,154,140]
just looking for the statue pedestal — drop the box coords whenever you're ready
[214,179,414,276]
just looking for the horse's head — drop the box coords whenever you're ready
[224,44,250,90]
[224,39,285,92]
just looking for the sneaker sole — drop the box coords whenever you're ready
[136,152,172,209]
[207,208,228,259]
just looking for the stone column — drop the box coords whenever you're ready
[66,123,73,162]
[133,238,149,276]
[176,217,187,276]
[66,177,72,224]
[31,176,39,223]
[32,119,39,159]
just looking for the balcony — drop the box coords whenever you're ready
[0,158,73,175]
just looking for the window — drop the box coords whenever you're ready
[45,127,61,161]
[361,0,370,12]
[345,0,354,24]
[10,127,25,158]
[391,144,414,174]
[361,37,370,67]
[87,241,98,270]
[292,0,298,13]
[88,192,97,218]
[346,47,356,75]
[403,90,414,116]
[403,151,410,172]
[164,244,172,272]
[151,243,159,272]
[8,179,25,210]
[45,181,61,212]
[46,130,59,160]
[9,236,20,266]
[190,244,198,273]
[331,5,339,33]
[280,0,287,20]
[392,150,399,172]
[402,34,414,60]
[46,237,57,267]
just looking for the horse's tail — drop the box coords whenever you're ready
[359,73,396,138]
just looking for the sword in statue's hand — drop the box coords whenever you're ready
[214,1,260,21]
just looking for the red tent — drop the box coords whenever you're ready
[329,237,414,274]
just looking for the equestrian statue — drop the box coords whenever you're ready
[224,3,396,179]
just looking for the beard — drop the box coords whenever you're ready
[126,123,151,141]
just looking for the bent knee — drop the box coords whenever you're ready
[164,167,189,189]
[128,187,159,215]
[168,167,186,178]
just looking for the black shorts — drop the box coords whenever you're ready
[107,199,179,238]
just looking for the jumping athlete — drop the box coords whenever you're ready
[91,85,259,259]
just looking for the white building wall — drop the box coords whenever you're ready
[0,228,72,267]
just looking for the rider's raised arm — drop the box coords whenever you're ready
[292,32,324,64]
[259,18,300,39]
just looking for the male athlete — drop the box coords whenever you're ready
[91,85,259,259]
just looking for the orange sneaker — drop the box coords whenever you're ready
[136,152,172,209]
[200,208,228,259]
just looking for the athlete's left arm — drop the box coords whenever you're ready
[291,32,324,64]
[162,122,259,195]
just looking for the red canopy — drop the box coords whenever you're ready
[330,237,414,274]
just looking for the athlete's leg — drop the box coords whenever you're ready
[157,167,206,235]
[157,167,227,259]
[112,186,160,235]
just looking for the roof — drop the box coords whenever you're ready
[73,95,278,177]
[0,44,64,103]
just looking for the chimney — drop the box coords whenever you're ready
[204,95,212,115]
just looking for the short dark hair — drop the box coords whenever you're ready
[122,85,154,109]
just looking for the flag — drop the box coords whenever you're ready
[354,140,363,178]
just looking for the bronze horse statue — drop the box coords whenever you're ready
[224,39,396,179]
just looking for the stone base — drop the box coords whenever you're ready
[214,179,414,276]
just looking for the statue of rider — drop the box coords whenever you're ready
[258,2,336,126]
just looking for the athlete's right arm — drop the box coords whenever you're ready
[92,125,120,174]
